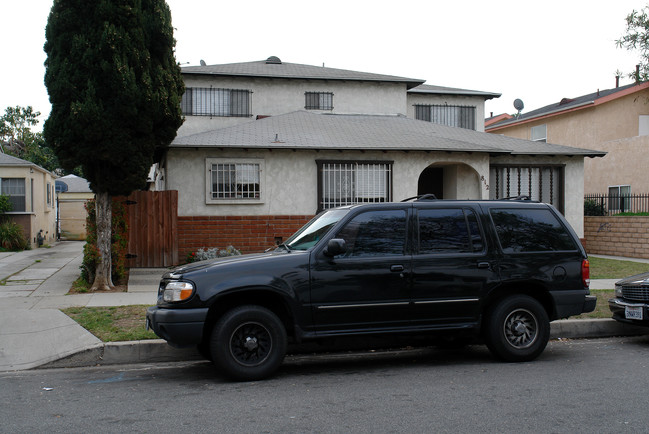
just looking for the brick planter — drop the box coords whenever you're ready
[584,216,649,259]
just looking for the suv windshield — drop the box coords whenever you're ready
[284,209,348,250]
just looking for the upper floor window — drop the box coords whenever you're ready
[305,92,333,110]
[531,124,547,142]
[415,105,476,130]
[317,160,392,211]
[182,88,251,117]
[206,158,263,204]
[0,178,26,212]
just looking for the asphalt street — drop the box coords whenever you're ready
[2,335,648,433]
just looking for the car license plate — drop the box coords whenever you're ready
[625,306,643,320]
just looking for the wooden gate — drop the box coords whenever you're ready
[125,190,178,268]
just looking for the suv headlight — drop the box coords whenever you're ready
[163,281,195,302]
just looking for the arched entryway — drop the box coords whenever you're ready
[417,163,481,200]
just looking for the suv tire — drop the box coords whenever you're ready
[210,305,287,381]
[484,295,549,362]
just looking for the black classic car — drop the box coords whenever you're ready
[147,197,596,380]
[609,272,649,326]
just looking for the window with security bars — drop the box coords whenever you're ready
[181,87,251,117]
[0,178,26,212]
[317,161,392,211]
[305,92,333,110]
[489,165,564,213]
[414,104,476,130]
[210,163,261,200]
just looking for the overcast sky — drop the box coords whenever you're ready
[1,0,646,128]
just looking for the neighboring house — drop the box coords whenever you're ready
[485,80,649,199]
[0,153,57,248]
[158,57,604,257]
[55,174,93,241]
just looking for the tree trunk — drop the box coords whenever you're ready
[91,191,114,291]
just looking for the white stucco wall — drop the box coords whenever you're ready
[166,148,491,216]
[178,76,409,137]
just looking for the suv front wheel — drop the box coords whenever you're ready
[484,295,550,362]
[210,305,287,381]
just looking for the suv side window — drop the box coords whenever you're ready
[335,209,407,257]
[418,208,483,254]
[490,208,577,253]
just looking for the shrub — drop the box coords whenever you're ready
[0,221,29,251]
[186,246,241,263]
[584,199,606,216]
[0,194,12,214]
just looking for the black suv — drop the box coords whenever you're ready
[147,198,595,380]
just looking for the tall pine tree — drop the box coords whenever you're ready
[44,0,184,290]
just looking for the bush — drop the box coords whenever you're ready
[186,246,241,263]
[0,221,29,251]
[0,194,12,214]
[82,198,128,284]
[584,199,606,216]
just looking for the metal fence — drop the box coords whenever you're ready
[584,193,649,215]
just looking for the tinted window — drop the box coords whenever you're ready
[335,210,407,257]
[418,208,483,254]
[490,208,577,253]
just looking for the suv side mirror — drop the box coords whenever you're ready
[324,239,346,257]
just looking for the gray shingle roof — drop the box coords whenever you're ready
[182,58,426,90]
[408,84,501,100]
[488,81,649,128]
[57,174,91,193]
[172,111,605,157]
[0,152,36,166]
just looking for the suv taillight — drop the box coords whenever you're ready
[582,259,590,288]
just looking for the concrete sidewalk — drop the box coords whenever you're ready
[1,243,648,371]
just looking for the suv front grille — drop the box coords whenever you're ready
[621,286,649,302]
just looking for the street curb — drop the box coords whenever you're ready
[36,319,649,370]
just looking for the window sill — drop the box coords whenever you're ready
[206,199,264,206]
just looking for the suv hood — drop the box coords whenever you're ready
[165,251,299,278]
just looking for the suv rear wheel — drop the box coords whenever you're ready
[210,305,287,381]
[484,295,549,362]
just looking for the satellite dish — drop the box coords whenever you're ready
[200,59,206,66]
[513,99,524,111]
[513,99,524,118]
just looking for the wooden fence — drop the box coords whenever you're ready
[124,190,178,268]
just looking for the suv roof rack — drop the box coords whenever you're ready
[500,195,533,201]
[401,194,438,202]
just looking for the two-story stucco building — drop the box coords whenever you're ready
[158,57,604,257]
[486,80,649,197]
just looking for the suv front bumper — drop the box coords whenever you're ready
[146,306,209,347]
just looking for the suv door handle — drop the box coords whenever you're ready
[390,265,405,272]
[477,262,490,269]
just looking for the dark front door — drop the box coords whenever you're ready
[310,208,412,333]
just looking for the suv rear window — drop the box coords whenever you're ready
[490,208,577,253]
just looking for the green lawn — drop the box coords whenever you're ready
[589,256,649,279]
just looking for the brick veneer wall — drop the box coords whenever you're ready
[584,216,649,259]
[178,215,313,260]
